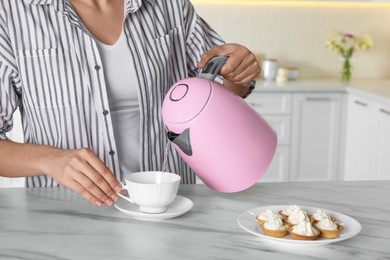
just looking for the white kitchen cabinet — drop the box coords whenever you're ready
[262,115,291,145]
[376,105,390,179]
[5,108,24,143]
[260,146,289,182]
[0,177,25,188]
[247,91,344,182]
[246,92,292,114]
[344,94,390,180]
[344,95,377,180]
[246,92,292,182]
[290,93,343,181]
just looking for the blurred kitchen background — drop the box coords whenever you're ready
[192,0,390,79]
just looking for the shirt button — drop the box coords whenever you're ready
[109,150,115,156]
[103,110,109,116]
[94,65,101,71]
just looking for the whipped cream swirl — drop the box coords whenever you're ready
[264,217,286,231]
[292,221,317,236]
[258,209,282,222]
[312,209,331,222]
[315,218,338,230]
[281,204,301,216]
[288,210,310,225]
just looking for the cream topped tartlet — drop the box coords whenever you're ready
[311,209,336,223]
[315,218,343,239]
[289,221,320,240]
[260,216,290,238]
[256,209,283,225]
[287,210,311,225]
[279,204,301,218]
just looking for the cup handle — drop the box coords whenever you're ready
[116,183,135,203]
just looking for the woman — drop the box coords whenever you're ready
[0,0,260,207]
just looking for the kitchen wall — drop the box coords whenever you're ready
[191,1,390,79]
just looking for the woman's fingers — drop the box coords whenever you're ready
[81,148,122,193]
[67,162,116,206]
[47,147,121,207]
[198,43,260,85]
[224,59,260,85]
[67,179,105,207]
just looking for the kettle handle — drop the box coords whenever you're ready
[198,56,228,81]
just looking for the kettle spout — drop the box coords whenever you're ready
[166,128,193,156]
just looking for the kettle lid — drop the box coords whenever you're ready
[162,77,212,124]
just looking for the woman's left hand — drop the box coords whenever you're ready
[197,43,261,86]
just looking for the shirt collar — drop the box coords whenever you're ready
[23,0,156,13]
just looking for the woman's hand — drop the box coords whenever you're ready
[42,147,121,207]
[197,43,261,96]
[0,141,122,207]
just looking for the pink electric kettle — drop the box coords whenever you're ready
[161,56,277,193]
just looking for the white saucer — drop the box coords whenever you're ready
[114,195,193,220]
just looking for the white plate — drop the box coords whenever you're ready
[237,205,361,247]
[114,195,193,220]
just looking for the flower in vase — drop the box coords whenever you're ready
[325,31,373,81]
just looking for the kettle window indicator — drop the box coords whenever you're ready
[170,84,189,101]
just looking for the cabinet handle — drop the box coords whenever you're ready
[306,97,331,101]
[354,100,367,107]
[380,108,390,116]
[249,103,261,107]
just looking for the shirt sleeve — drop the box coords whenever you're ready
[183,0,225,77]
[0,11,22,140]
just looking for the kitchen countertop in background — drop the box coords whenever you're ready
[255,79,390,105]
[1,181,389,259]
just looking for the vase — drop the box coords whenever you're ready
[341,57,351,82]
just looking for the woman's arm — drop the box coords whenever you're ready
[0,140,121,207]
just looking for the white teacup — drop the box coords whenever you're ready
[117,171,181,214]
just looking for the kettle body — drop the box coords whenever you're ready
[161,57,277,193]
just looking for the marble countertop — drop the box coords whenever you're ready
[1,181,389,259]
[255,79,390,105]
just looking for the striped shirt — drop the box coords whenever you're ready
[0,0,225,187]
